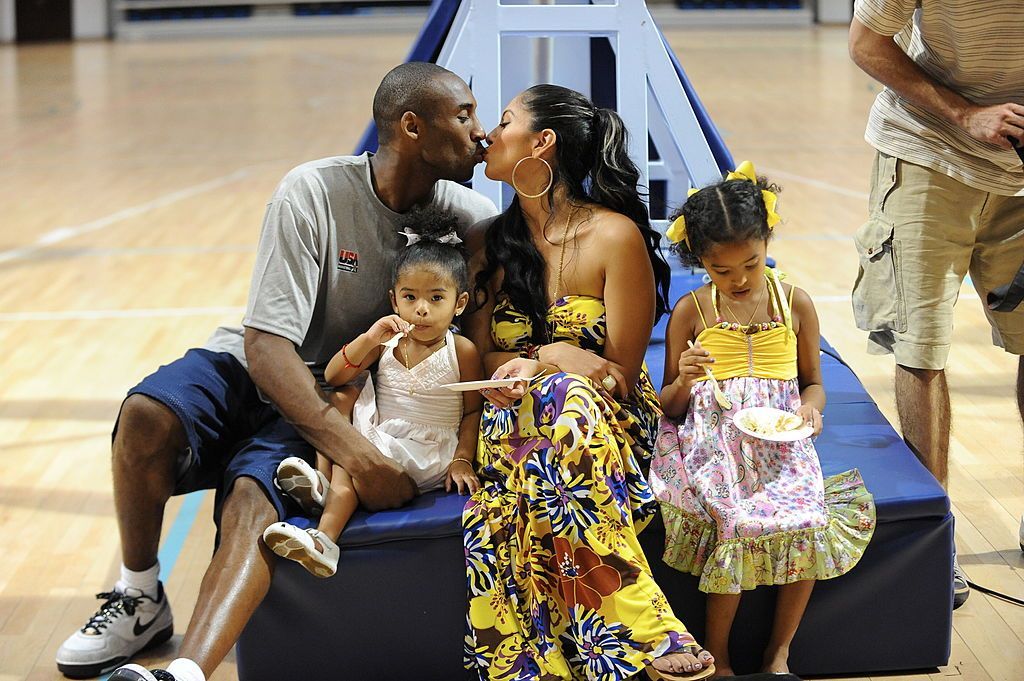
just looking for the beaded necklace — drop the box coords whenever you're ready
[711,272,785,335]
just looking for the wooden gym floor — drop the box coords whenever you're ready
[0,23,1021,681]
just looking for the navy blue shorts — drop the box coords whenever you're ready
[117,348,315,524]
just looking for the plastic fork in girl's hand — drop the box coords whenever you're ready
[688,340,732,410]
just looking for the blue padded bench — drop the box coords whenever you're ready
[237,271,952,679]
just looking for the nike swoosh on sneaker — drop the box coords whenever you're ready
[133,616,160,637]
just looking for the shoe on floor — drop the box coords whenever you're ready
[263,522,339,577]
[275,456,329,515]
[56,583,173,679]
[953,557,970,610]
[1019,515,1023,553]
[108,664,176,680]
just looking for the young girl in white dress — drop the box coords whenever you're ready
[262,207,484,577]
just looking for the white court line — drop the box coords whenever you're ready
[760,166,869,201]
[815,293,979,303]
[0,168,253,264]
[0,306,245,322]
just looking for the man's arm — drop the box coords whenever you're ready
[245,328,415,510]
[849,17,1024,150]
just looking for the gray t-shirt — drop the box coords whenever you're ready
[204,153,497,387]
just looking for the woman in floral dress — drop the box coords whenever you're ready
[461,84,713,681]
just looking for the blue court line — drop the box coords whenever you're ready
[99,490,207,681]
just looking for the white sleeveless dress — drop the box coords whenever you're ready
[352,330,464,492]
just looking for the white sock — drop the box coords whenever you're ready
[166,658,206,681]
[116,562,160,599]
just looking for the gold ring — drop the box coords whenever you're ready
[601,375,616,391]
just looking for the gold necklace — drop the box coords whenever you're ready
[723,283,767,331]
[550,205,577,304]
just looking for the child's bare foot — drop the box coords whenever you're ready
[762,646,790,674]
[648,645,715,679]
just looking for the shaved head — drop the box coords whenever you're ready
[373,62,462,144]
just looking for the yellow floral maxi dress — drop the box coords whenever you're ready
[464,295,698,681]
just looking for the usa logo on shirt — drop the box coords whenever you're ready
[337,248,359,273]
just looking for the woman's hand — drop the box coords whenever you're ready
[674,341,714,393]
[445,459,480,495]
[481,357,540,408]
[367,314,411,345]
[538,342,627,399]
[796,404,823,437]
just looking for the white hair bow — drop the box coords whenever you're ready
[399,229,463,246]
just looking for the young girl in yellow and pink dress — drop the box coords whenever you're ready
[649,162,876,676]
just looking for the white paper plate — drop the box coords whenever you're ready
[440,375,543,392]
[732,406,814,442]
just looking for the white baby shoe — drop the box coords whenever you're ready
[262,522,340,578]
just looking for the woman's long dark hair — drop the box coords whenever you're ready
[475,84,672,344]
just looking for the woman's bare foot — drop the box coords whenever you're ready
[650,646,715,678]
[762,646,790,674]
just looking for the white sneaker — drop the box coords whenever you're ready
[262,522,339,578]
[275,457,329,515]
[952,556,970,610]
[56,584,173,678]
[108,664,177,680]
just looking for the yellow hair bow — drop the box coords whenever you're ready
[665,187,699,247]
[665,161,780,247]
[725,160,780,229]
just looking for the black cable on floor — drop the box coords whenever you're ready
[966,580,1024,607]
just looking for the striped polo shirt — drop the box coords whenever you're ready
[855,0,1024,196]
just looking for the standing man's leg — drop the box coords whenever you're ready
[853,154,984,610]
[895,366,951,486]
[969,193,1024,556]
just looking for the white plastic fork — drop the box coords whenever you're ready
[688,340,732,410]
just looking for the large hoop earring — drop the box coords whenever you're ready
[511,157,553,199]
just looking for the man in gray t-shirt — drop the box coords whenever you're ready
[56,63,496,681]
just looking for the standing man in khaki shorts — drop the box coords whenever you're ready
[849,0,1024,610]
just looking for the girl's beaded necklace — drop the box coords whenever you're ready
[712,272,785,334]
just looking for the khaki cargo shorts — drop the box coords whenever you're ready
[852,152,1024,370]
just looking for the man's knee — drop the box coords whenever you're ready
[896,364,944,383]
[221,476,278,535]
[114,394,187,467]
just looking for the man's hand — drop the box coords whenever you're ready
[346,441,417,510]
[958,103,1024,149]
[245,328,416,511]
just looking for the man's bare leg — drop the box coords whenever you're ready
[176,476,278,676]
[895,364,970,605]
[895,365,951,487]
[113,394,187,570]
